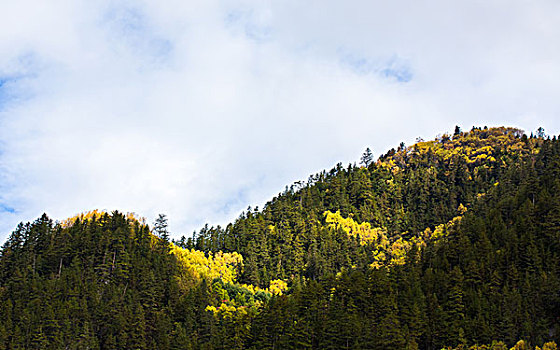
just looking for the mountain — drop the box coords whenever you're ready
[1,126,559,350]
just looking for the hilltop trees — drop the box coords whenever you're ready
[360,147,374,167]
[1,127,559,349]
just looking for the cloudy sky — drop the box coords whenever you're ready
[1,1,559,241]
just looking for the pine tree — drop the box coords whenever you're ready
[360,147,374,167]
[153,214,170,241]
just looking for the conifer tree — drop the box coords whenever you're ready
[360,147,374,167]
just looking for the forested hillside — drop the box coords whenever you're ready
[1,126,559,349]
[187,127,543,286]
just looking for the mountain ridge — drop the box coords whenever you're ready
[1,126,559,349]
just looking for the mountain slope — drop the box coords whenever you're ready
[1,126,559,350]
[188,127,542,286]
[249,134,560,349]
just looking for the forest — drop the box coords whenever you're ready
[1,126,559,349]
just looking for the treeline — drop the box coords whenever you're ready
[184,127,542,287]
[184,127,560,349]
[1,126,559,349]
[0,212,185,349]
[248,136,560,349]
[0,210,280,349]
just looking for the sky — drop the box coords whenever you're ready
[1,1,559,242]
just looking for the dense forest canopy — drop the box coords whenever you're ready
[1,126,559,350]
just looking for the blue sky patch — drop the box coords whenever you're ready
[381,66,412,83]
[0,204,16,214]
[0,74,32,111]
[217,187,249,215]
[0,52,42,111]
[380,56,413,82]
[225,9,272,43]
[0,76,16,110]
[339,51,413,83]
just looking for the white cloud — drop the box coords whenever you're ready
[1,0,559,240]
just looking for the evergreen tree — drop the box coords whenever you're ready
[360,147,374,167]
